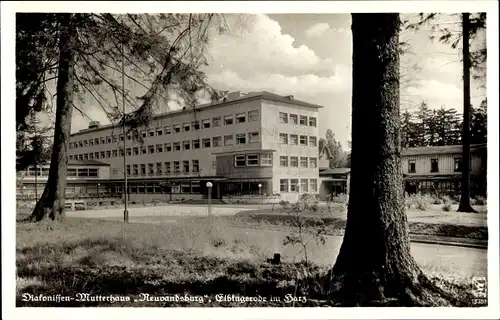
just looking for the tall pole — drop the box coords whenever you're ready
[122,42,129,222]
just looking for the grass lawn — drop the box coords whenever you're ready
[16,217,487,307]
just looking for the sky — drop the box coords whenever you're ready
[52,13,487,148]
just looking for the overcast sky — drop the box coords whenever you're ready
[66,13,487,147]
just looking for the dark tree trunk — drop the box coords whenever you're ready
[327,13,453,306]
[31,14,75,221]
[457,13,477,213]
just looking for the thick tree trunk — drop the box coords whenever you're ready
[457,13,477,213]
[31,14,75,221]
[327,13,453,306]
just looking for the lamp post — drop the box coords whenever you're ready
[22,186,26,200]
[258,183,263,205]
[206,182,213,217]
[97,183,100,201]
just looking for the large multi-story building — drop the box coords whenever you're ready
[62,91,322,202]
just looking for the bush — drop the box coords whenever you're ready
[472,196,487,206]
[441,203,452,211]
[279,200,290,209]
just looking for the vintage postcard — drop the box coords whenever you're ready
[2,1,498,319]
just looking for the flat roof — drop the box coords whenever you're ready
[70,91,324,138]
[402,144,487,156]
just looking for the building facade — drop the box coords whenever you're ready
[401,144,487,196]
[58,91,323,202]
[17,159,111,200]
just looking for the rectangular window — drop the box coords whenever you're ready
[68,168,77,176]
[156,144,163,153]
[147,130,153,138]
[141,147,147,155]
[235,155,246,167]
[289,114,298,124]
[89,140,94,146]
[213,116,221,127]
[309,157,317,168]
[224,115,234,125]
[309,179,318,192]
[191,181,201,193]
[140,164,146,175]
[280,156,288,167]
[100,151,105,159]
[249,131,260,143]
[148,145,155,154]
[308,117,317,127]
[309,136,317,147]
[112,135,118,143]
[280,179,289,192]
[84,153,89,160]
[408,160,416,173]
[142,131,147,138]
[89,153,94,160]
[192,120,200,130]
[126,165,131,176]
[133,164,139,176]
[279,133,288,144]
[173,142,181,151]
[118,149,124,157]
[290,134,298,145]
[101,137,106,144]
[84,140,88,146]
[165,143,172,152]
[236,113,246,123]
[431,158,439,173]
[156,128,163,136]
[156,162,162,175]
[300,135,308,146]
[192,160,199,173]
[246,154,259,166]
[77,168,88,177]
[299,115,307,125]
[213,136,222,147]
[290,179,299,192]
[106,150,111,158]
[126,148,132,156]
[106,136,112,144]
[300,157,308,168]
[133,147,139,155]
[261,154,272,166]
[165,126,172,134]
[248,110,259,122]
[290,156,299,167]
[183,122,190,132]
[202,138,211,148]
[181,182,191,194]
[454,157,462,172]
[138,183,145,193]
[148,163,154,175]
[183,140,191,150]
[279,112,288,123]
[183,160,190,173]
[95,138,100,145]
[301,179,309,193]
[236,133,246,144]
[112,150,118,157]
[224,134,234,146]
[174,161,180,173]
[192,139,200,149]
[202,119,211,129]
[165,162,171,174]
[173,124,181,133]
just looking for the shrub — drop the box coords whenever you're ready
[309,201,319,212]
[472,196,487,206]
[279,200,290,209]
[441,203,452,211]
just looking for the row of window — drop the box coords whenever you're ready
[125,160,201,176]
[280,178,318,193]
[69,132,263,160]
[22,167,98,177]
[407,157,466,174]
[279,112,317,127]
[70,110,261,149]
[279,156,317,168]
[279,133,317,147]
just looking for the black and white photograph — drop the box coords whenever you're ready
[1,1,499,319]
